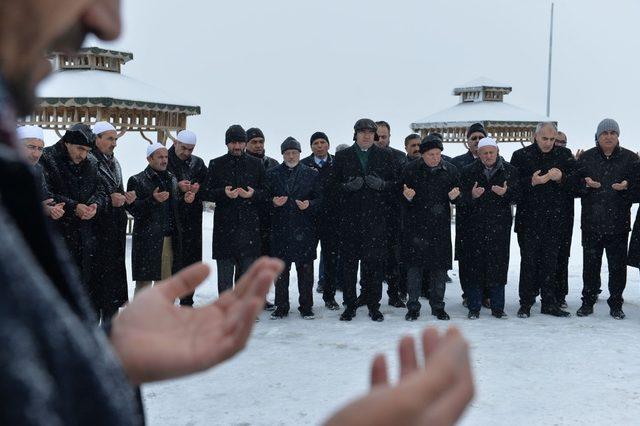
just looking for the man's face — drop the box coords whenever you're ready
[282,149,300,167]
[95,130,117,156]
[65,143,91,164]
[311,138,329,158]
[356,129,375,150]
[405,138,420,159]
[467,131,485,156]
[375,126,390,148]
[147,148,169,171]
[228,141,246,156]
[598,131,619,152]
[174,141,195,161]
[535,125,557,153]
[1,0,121,115]
[478,146,498,168]
[555,132,567,147]
[246,137,265,156]
[22,138,44,165]
[422,148,442,167]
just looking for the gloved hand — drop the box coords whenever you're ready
[343,176,364,192]
[364,174,387,191]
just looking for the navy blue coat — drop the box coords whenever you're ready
[266,163,321,263]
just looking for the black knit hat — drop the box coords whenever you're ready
[246,127,265,141]
[310,131,330,146]
[466,123,487,138]
[419,133,444,153]
[69,123,95,145]
[225,124,247,144]
[63,128,92,147]
[281,136,302,154]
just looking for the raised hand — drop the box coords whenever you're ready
[178,180,191,193]
[585,177,601,189]
[492,181,508,196]
[237,186,255,199]
[110,257,285,385]
[153,187,170,203]
[531,170,549,186]
[472,181,485,199]
[343,176,364,192]
[225,186,239,199]
[125,191,137,205]
[272,196,288,207]
[295,200,310,210]
[403,184,416,201]
[184,191,195,204]
[325,327,474,426]
[111,192,126,207]
[547,167,563,182]
[448,187,461,201]
[575,149,584,160]
[612,180,628,191]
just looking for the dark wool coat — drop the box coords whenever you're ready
[450,150,477,260]
[127,166,183,281]
[458,158,519,287]
[266,163,321,263]
[167,146,208,267]
[331,143,398,259]
[202,152,266,260]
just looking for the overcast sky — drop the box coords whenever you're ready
[69,0,640,179]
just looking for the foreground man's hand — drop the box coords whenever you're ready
[110,257,284,385]
[325,327,474,426]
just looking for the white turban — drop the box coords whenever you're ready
[177,129,197,145]
[147,142,167,158]
[477,137,498,149]
[92,121,116,135]
[16,125,44,141]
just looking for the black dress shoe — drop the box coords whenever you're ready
[270,307,289,319]
[369,309,384,322]
[517,306,531,318]
[405,310,420,321]
[491,309,507,319]
[300,309,315,320]
[610,308,626,320]
[339,308,356,321]
[541,305,571,317]
[388,296,406,308]
[324,299,340,310]
[468,310,480,320]
[432,309,450,321]
[264,301,276,311]
[576,303,594,317]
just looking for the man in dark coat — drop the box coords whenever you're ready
[203,125,267,295]
[510,122,576,318]
[301,131,341,310]
[574,119,638,319]
[553,131,575,308]
[127,143,184,294]
[404,133,421,162]
[40,127,107,314]
[401,134,460,321]
[267,137,322,319]
[333,118,398,322]
[459,137,519,319]
[91,121,134,320]
[451,123,486,307]
[375,120,408,307]
[167,129,208,307]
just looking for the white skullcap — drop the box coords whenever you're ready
[477,137,498,149]
[16,125,44,141]
[147,142,167,158]
[177,129,197,145]
[92,121,116,135]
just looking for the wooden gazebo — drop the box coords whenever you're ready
[18,46,201,143]
[410,77,555,147]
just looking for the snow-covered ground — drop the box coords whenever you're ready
[130,206,640,426]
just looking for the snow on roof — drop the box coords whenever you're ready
[411,100,552,129]
[37,69,199,112]
[453,76,511,91]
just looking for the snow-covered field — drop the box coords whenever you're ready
[130,207,640,426]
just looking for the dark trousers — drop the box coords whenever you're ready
[407,267,446,312]
[319,237,339,302]
[555,253,570,300]
[518,230,561,307]
[384,243,404,298]
[342,256,383,311]
[216,257,255,295]
[467,285,505,312]
[581,233,628,309]
[274,261,314,311]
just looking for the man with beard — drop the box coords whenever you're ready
[246,127,279,171]
[203,125,267,295]
[267,137,321,319]
[127,143,185,294]
[301,131,340,309]
[401,134,460,321]
[90,121,135,319]
[510,122,576,318]
[404,133,421,162]
[459,137,519,319]
[167,129,208,307]
[334,118,398,322]
[40,126,106,312]
[575,119,637,319]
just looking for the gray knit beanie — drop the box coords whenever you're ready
[596,118,620,138]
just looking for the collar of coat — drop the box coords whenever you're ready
[472,155,505,172]
[417,157,450,172]
[595,142,621,159]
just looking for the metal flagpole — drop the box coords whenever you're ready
[546,2,554,117]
